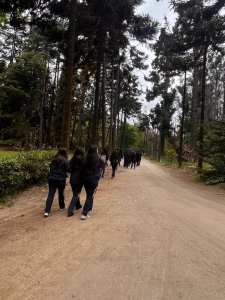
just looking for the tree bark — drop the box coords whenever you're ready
[87,95,94,145]
[120,112,127,152]
[77,75,89,146]
[109,60,114,155]
[47,55,60,146]
[101,53,106,149]
[90,36,104,145]
[112,62,120,151]
[159,108,165,159]
[178,70,187,167]
[116,111,121,148]
[60,0,77,149]
[38,64,48,148]
[70,116,76,148]
[190,53,199,150]
[198,45,208,173]
[10,28,16,65]
[223,82,225,121]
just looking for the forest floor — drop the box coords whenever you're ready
[1,158,225,300]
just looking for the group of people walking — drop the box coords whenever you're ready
[44,146,141,219]
[44,145,103,220]
[124,150,142,169]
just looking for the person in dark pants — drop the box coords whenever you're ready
[136,150,142,166]
[80,145,103,220]
[124,150,131,168]
[123,150,128,168]
[110,150,119,178]
[131,151,136,169]
[116,148,121,166]
[67,147,85,217]
[44,148,70,217]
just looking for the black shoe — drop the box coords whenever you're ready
[67,212,74,217]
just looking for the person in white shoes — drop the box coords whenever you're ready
[80,145,103,220]
[67,147,84,217]
[44,148,70,217]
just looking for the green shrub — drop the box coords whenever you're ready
[200,171,225,185]
[199,122,225,185]
[203,121,225,172]
[159,144,178,167]
[0,150,56,198]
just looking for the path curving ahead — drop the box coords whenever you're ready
[1,158,225,300]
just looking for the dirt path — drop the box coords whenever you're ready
[1,158,225,300]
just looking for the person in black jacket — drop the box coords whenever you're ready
[131,151,136,169]
[110,150,119,178]
[44,148,70,217]
[80,145,103,220]
[136,150,142,166]
[67,147,84,217]
[124,150,131,168]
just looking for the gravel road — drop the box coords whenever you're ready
[1,158,225,300]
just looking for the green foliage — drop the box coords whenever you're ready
[0,52,46,141]
[124,124,142,149]
[199,121,225,184]
[0,150,56,198]
[203,121,225,172]
[0,10,7,28]
[164,144,178,166]
[0,151,16,158]
[200,171,225,185]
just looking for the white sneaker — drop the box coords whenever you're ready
[44,212,49,217]
[81,214,90,220]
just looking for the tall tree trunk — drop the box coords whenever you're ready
[90,37,104,144]
[70,116,76,148]
[101,53,106,149]
[223,82,225,120]
[198,45,208,173]
[153,129,158,159]
[38,65,48,148]
[120,112,126,151]
[47,55,60,146]
[116,111,121,148]
[112,62,120,150]
[77,76,89,146]
[38,90,44,149]
[88,95,94,145]
[119,112,123,148]
[190,54,199,150]
[10,28,16,65]
[159,108,165,159]
[109,60,114,154]
[178,70,187,167]
[61,0,77,149]
[146,129,149,145]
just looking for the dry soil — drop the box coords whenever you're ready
[1,159,225,300]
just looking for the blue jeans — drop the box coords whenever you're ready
[45,179,66,213]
